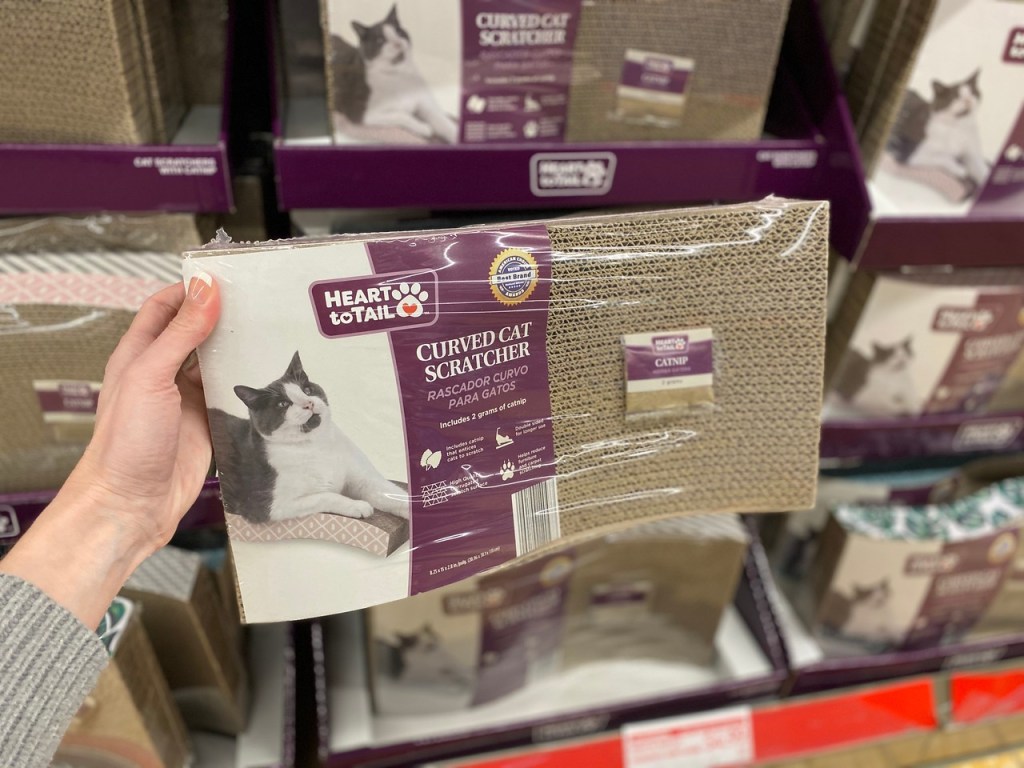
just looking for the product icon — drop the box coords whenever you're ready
[466,94,487,114]
[523,120,539,139]
[420,448,442,470]
[500,460,516,481]
[524,94,541,112]
[395,282,429,319]
[496,428,514,448]
[1006,144,1022,163]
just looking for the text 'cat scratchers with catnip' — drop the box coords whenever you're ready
[185,199,829,623]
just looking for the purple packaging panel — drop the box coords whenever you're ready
[313,527,787,768]
[854,217,1024,271]
[820,411,1024,467]
[0,2,237,215]
[0,477,225,554]
[271,0,870,259]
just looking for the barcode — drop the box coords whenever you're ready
[511,478,561,555]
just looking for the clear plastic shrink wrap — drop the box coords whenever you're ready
[185,198,829,622]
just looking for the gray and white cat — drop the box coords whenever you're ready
[820,579,896,647]
[888,70,988,199]
[332,4,458,143]
[374,624,470,689]
[832,337,916,417]
[208,351,409,523]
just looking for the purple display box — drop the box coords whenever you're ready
[855,217,1024,271]
[312,524,788,768]
[820,411,1024,466]
[271,0,871,259]
[0,5,237,214]
[0,477,225,552]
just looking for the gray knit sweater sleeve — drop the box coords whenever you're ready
[0,574,108,768]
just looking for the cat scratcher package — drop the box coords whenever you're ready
[322,560,777,759]
[847,0,1024,218]
[808,477,1024,654]
[824,269,1024,422]
[0,0,186,144]
[366,515,749,716]
[121,546,249,735]
[0,214,207,256]
[186,198,829,623]
[54,598,192,768]
[320,0,790,145]
[0,252,179,494]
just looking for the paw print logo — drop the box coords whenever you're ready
[395,282,429,319]
[500,461,515,481]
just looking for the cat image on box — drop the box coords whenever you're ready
[819,578,899,648]
[827,336,916,417]
[208,351,409,523]
[373,623,472,691]
[883,70,989,203]
[329,4,457,144]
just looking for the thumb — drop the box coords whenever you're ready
[137,273,221,383]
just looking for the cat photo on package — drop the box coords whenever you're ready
[208,350,410,528]
[882,69,989,204]
[324,0,460,145]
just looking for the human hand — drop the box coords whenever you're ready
[0,274,221,628]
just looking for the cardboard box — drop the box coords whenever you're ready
[367,515,750,715]
[320,0,789,145]
[848,0,1024,219]
[188,199,828,622]
[825,270,1024,422]
[53,598,191,768]
[121,546,249,735]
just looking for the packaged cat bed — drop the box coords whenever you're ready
[0,0,185,144]
[847,0,1024,218]
[320,0,790,145]
[186,198,829,623]
[809,477,1024,653]
[0,251,179,493]
[121,546,249,735]
[366,514,749,715]
[824,269,1024,421]
[54,597,192,768]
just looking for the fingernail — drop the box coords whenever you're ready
[188,271,213,304]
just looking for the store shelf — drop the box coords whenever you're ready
[0,6,237,215]
[433,678,938,768]
[951,667,1024,726]
[0,478,224,553]
[318,531,788,768]
[270,0,870,258]
[819,411,1024,466]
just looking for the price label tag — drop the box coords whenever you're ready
[622,706,754,768]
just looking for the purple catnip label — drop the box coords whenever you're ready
[619,50,692,95]
[33,380,101,423]
[472,553,572,705]
[461,0,582,143]
[362,226,558,596]
[623,329,714,391]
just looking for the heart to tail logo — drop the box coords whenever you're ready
[395,282,429,319]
